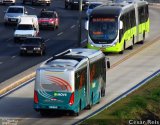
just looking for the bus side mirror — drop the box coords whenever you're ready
[120,21,123,29]
[85,20,89,30]
[106,57,110,69]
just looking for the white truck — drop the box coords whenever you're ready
[14,15,39,42]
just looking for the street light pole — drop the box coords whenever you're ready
[78,0,82,47]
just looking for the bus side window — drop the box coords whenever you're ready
[75,67,87,91]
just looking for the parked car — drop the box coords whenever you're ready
[2,0,15,5]
[31,0,50,6]
[4,6,28,25]
[38,9,59,30]
[65,0,89,10]
[20,37,46,56]
[14,15,39,42]
[86,2,102,16]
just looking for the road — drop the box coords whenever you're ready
[0,0,87,83]
[0,5,160,125]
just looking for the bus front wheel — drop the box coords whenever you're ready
[119,41,126,54]
[140,32,145,44]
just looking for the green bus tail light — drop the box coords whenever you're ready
[69,92,74,106]
[34,90,39,104]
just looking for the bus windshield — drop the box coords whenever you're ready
[89,17,118,44]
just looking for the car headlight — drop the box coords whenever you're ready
[20,47,26,50]
[34,48,41,50]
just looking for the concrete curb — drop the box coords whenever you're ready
[0,72,36,96]
[0,62,41,96]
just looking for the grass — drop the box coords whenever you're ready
[81,74,160,125]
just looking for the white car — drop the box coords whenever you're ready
[4,6,28,25]
[14,15,39,42]
[2,0,15,5]
[86,2,102,16]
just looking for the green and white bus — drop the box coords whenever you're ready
[34,48,110,116]
[86,0,150,53]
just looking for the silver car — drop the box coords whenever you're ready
[4,6,28,25]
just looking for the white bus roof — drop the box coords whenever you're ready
[40,48,104,71]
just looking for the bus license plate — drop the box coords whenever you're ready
[49,106,58,109]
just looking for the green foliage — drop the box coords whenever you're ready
[82,75,160,125]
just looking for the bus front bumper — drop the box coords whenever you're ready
[87,43,121,53]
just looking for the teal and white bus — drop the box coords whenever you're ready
[34,48,110,116]
[86,0,150,53]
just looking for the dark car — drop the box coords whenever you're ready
[38,9,59,30]
[20,37,46,56]
[65,0,89,10]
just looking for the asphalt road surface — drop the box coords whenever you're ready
[0,5,160,125]
[0,0,87,83]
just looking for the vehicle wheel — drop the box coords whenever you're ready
[65,4,68,9]
[53,25,56,30]
[140,32,145,44]
[14,38,18,43]
[74,101,81,116]
[40,110,48,117]
[43,50,46,55]
[32,1,35,5]
[129,37,134,50]
[101,89,105,97]
[87,93,93,109]
[20,52,24,56]
[4,22,7,26]
[119,41,125,54]
[39,50,43,56]
[22,0,25,4]
[71,5,74,10]
[97,92,101,104]
[56,25,58,29]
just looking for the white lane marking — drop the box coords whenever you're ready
[0,62,3,65]
[11,56,16,59]
[6,38,13,42]
[71,25,76,29]
[45,39,50,42]
[57,32,63,36]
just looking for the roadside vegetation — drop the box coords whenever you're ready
[82,74,160,125]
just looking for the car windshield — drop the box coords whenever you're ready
[40,12,55,18]
[23,39,41,45]
[17,24,33,30]
[7,8,23,13]
[89,3,101,9]
[89,17,118,44]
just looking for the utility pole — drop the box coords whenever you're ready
[78,0,82,47]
